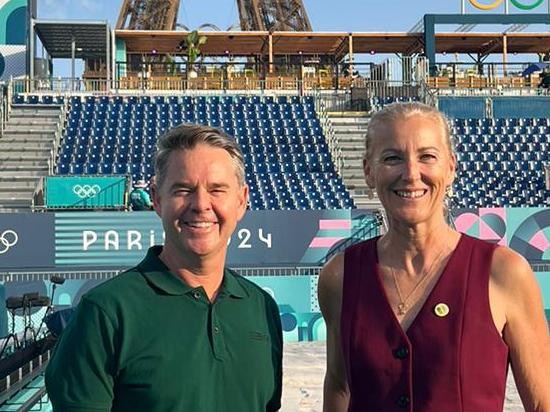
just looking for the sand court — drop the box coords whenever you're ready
[282,342,524,412]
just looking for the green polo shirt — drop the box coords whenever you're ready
[45,246,282,412]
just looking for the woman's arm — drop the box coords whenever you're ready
[318,254,350,412]
[491,246,550,412]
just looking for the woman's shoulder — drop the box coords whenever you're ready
[490,244,534,290]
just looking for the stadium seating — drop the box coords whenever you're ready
[17,94,353,210]
[450,117,549,208]
[12,93,548,209]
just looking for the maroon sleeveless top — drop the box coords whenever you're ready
[341,234,509,412]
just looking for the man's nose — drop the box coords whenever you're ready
[190,188,211,211]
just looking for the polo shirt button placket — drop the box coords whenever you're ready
[396,394,410,409]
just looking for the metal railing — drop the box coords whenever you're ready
[319,212,382,265]
[311,90,344,177]
[0,340,53,411]
[428,62,550,96]
[0,267,324,281]
[0,83,9,137]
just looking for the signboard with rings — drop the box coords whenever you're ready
[466,0,547,11]
[0,213,55,270]
[45,176,128,209]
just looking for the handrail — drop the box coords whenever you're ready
[13,75,532,97]
[319,212,383,265]
[429,85,550,97]
[419,78,437,107]
[311,89,344,177]
[0,83,8,137]
[51,100,67,174]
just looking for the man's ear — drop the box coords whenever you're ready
[237,184,249,220]
[151,182,162,216]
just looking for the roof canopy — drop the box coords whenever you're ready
[34,20,111,58]
[116,30,550,60]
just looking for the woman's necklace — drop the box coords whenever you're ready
[390,248,447,316]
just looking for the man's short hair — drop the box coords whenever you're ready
[154,123,246,189]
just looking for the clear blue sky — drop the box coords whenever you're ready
[37,0,550,31]
[36,0,548,76]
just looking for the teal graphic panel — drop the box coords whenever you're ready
[55,212,163,268]
[536,272,550,308]
[0,0,27,45]
[54,210,356,269]
[46,176,127,209]
[248,275,324,342]
[454,207,550,262]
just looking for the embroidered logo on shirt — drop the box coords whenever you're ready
[248,331,269,341]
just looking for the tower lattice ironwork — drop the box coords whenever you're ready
[236,0,312,31]
[116,0,180,30]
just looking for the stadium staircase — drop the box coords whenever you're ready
[326,112,381,209]
[0,104,63,211]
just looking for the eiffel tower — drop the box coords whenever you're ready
[236,0,312,31]
[116,0,180,30]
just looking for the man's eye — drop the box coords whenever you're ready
[383,155,400,162]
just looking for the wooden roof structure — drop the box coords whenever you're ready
[116,30,550,61]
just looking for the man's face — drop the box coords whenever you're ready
[152,144,248,264]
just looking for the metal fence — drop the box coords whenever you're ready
[0,83,9,137]
[428,62,550,96]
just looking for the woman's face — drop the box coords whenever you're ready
[364,114,456,228]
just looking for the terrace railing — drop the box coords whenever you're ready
[311,90,344,177]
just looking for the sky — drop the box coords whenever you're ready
[35,0,549,76]
[37,0,550,32]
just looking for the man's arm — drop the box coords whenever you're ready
[142,190,153,208]
[318,254,350,412]
[45,298,117,412]
[491,247,550,412]
[266,295,283,412]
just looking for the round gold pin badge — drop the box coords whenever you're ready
[434,303,450,317]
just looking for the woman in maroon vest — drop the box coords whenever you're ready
[318,102,550,411]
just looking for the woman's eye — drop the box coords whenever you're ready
[421,154,437,161]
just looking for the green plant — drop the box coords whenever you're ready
[185,30,207,66]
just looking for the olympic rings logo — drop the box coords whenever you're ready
[73,184,102,199]
[0,230,18,255]
[468,0,544,10]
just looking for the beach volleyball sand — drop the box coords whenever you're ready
[282,342,524,411]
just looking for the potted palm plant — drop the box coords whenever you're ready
[184,30,207,79]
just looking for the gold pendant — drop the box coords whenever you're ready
[397,302,407,315]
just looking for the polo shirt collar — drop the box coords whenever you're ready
[138,246,248,298]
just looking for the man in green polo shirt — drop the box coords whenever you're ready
[45,124,283,412]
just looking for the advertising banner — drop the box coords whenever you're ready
[0,213,55,270]
[54,210,356,269]
[454,207,550,263]
[45,176,128,209]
